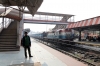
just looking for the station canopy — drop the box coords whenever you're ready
[67,16,100,31]
[0,0,43,16]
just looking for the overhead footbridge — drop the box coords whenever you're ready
[23,11,75,24]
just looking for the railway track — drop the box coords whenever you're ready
[49,44,100,66]
[34,38,100,66]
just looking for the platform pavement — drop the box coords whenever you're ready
[74,39,100,44]
[0,39,67,66]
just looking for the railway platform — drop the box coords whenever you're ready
[74,39,100,46]
[0,38,87,66]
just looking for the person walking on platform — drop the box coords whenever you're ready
[21,32,33,58]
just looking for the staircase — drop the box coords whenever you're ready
[0,21,19,52]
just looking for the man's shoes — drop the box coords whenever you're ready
[29,56,33,57]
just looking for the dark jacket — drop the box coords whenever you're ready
[21,36,31,47]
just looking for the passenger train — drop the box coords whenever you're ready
[33,29,76,41]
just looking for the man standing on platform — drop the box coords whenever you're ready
[21,32,33,58]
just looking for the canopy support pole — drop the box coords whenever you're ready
[78,30,82,41]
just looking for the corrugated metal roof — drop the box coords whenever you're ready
[67,16,100,29]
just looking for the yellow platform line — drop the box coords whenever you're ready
[33,51,41,66]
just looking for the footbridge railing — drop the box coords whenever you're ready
[0,8,13,33]
[0,22,3,32]
[0,18,13,33]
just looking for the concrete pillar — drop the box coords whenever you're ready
[16,19,24,46]
[79,30,81,41]
[16,13,24,48]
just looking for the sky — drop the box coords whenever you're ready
[24,0,100,32]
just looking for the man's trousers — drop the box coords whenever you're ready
[24,46,31,57]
